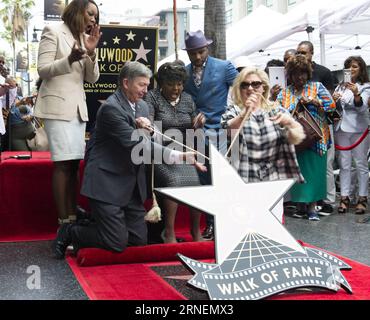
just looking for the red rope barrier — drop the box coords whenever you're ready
[335,128,369,151]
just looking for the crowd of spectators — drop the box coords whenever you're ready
[1,3,369,258]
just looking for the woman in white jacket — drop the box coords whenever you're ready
[34,0,101,226]
[334,56,370,214]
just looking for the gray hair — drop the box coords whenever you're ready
[118,61,152,87]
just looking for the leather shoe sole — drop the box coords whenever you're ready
[52,223,73,259]
[202,225,214,238]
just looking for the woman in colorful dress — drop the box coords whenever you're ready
[277,55,336,221]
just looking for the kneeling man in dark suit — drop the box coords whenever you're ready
[52,61,206,259]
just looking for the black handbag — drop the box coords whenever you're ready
[292,102,323,152]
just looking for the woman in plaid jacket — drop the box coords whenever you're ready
[221,67,305,223]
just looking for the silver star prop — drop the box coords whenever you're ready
[156,144,305,265]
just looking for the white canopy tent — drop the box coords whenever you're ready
[158,6,283,69]
[226,6,285,61]
[230,0,370,70]
[245,30,370,71]
[158,0,370,71]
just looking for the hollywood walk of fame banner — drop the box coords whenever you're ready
[179,244,352,300]
[84,25,158,131]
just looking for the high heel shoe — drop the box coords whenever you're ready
[355,196,367,215]
[338,196,350,214]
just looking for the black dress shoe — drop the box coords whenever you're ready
[52,223,73,259]
[202,224,214,240]
[318,203,334,216]
[76,206,93,226]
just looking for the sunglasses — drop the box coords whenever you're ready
[240,81,263,90]
[0,61,4,64]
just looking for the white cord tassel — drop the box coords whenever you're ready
[145,192,162,223]
[144,164,162,223]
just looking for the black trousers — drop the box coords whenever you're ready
[71,188,147,252]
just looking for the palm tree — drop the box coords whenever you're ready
[204,0,226,59]
[0,0,35,74]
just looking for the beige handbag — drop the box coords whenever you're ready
[27,118,49,151]
[291,102,323,153]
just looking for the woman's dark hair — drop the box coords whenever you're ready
[155,61,188,87]
[264,59,284,75]
[62,0,99,40]
[344,56,369,84]
[297,41,314,54]
[285,55,312,84]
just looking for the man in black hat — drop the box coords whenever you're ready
[183,30,238,240]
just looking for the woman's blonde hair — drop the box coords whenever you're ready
[231,67,272,111]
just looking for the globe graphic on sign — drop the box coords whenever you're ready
[213,232,305,274]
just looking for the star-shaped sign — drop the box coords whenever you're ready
[112,36,121,44]
[156,145,305,265]
[126,30,136,41]
[103,41,107,46]
[132,42,152,62]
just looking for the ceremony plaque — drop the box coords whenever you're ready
[85,24,158,131]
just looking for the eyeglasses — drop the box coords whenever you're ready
[0,61,4,64]
[240,81,263,90]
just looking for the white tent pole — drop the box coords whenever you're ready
[320,33,326,66]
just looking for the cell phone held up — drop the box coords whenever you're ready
[343,69,351,83]
[268,67,286,89]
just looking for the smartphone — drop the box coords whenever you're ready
[343,69,351,83]
[268,67,286,88]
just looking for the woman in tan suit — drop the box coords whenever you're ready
[34,0,101,225]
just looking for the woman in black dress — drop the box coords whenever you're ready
[145,61,205,243]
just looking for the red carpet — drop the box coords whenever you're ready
[0,152,58,241]
[0,151,203,242]
[0,152,89,242]
[77,241,215,267]
[270,259,369,300]
[67,242,370,300]
[0,232,57,243]
[67,258,186,300]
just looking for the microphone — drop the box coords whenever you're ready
[9,154,31,160]
[8,146,32,160]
